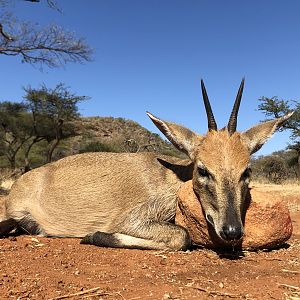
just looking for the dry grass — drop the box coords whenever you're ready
[251,181,300,196]
[250,181,300,213]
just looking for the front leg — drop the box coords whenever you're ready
[80,222,191,251]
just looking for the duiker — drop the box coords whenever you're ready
[0,79,293,250]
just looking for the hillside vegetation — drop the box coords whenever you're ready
[0,116,184,171]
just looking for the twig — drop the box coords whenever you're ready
[288,296,300,300]
[81,292,110,299]
[264,258,284,261]
[48,287,103,300]
[187,285,248,298]
[116,291,126,300]
[82,291,125,299]
[281,269,300,274]
[278,283,300,290]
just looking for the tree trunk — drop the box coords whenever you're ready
[46,119,63,163]
[24,142,34,172]
[7,153,16,170]
[47,138,60,163]
[24,137,45,172]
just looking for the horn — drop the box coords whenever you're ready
[201,79,217,131]
[227,78,245,135]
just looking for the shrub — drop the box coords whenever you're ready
[79,141,120,153]
[252,155,289,183]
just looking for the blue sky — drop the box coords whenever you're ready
[1,0,299,155]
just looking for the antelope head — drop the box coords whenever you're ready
[147,79,293,243]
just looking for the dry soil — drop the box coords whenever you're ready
[0,184,299,300]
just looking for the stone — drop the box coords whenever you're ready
[175,181,293,250]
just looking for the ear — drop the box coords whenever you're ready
[241,112,294,154]
[147,112,203,159]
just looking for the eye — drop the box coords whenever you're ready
[241,167,252,181]
[198,167,210,178]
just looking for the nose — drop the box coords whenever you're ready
[220,225,243,241]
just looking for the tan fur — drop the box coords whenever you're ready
[197,130,249,176]
[6,152,183,237]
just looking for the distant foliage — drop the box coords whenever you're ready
[258,96,300,179]
[79,141,120,154]
[252,150,299,183]
[254,156,288,183]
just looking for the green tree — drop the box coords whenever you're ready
[258,96,300,178]
[0,0,92,68]
[0,101,32,169]
[24,83,89,163]
[0,84,89,170]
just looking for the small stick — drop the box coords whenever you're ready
[187,285,246,298]
[116,291,126,300]
[281,269,300,274]
[82,291,125,299]
[48,287,103,300]
[278,283,300,290]
[82,292,111,299]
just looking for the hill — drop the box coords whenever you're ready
[0,116,185,172]
[64,116,184,157]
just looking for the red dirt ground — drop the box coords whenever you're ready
[0,186,299,300]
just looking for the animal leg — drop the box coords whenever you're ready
[0,218,18,237]
[80,222,191,251]
[80,232,168,250]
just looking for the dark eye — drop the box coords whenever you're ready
[241,167,252,181]
[198,167,210,178]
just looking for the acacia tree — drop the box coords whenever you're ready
[0,0,92,68]
[258,96,300,177]
[24,83,89,163]
[0,84,88,170]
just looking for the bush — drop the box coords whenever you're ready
[252,155,289,183]
[79,141,120,153]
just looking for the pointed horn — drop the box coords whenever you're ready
[227,78,245,135]
[201,79,217,131]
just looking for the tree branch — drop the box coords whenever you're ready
[23,0,61,12]
[0,15,92,68]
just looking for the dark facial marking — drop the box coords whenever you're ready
[219,179,244,241]
[222,179,240,224]
[240,167,252,182]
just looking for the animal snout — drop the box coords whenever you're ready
[220,225,243,241]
